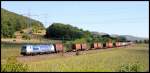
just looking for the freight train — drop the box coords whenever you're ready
[20,42,133,56]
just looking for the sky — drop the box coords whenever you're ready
[1,1,149,38]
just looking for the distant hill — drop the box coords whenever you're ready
[110,34,147,42]
[91,31,109,37]
[120,35,148,42]
[110,34,120,38]
[92,32,148,42]
[1,8,45,38]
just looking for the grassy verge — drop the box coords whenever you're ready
[1,44,149,72]
[27,44,149,72]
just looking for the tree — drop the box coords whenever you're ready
[117,36,127,42]
[45,23,85,40]
[135,40,138,43]
[144,39,149,43]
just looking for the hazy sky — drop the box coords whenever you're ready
[1,1,149,38]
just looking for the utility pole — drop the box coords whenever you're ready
[43,13,48,28]
[24,10,41,43]
[42,13,48,43]
[22,10,49,44]
[24,9,32,43]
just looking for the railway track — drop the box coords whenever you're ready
[17,45,132,63]
[17,50,102,62]
[17,51,77,63]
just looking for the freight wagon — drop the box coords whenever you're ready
[91,43,103,49]
[54,43,64,53]
[81,43,88,51]
[106,42,113,48]
[72,43,88,51]
[115,42,121,47]
[72,43,81,51]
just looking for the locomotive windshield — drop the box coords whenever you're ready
[21,46,27,52]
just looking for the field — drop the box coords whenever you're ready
[1,43,149,72]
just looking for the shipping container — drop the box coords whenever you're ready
[106,42,113,48]
[81,43,87,50]
[93,43,98,49]
[73,43,81,51]
[115,42,120,47]
[97,43,103,49]
[54,43,64,53]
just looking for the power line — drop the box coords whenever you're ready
[20,10,49,44]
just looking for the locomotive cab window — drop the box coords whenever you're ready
[22,46,26,49]
[33,47,39,50]
[21,46,26,50]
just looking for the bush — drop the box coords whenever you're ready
[76,50,80,56]
[64,41,73,52]
[118,63,142,72]
[12,35,16,38]
[20,30,24,34]
[73,38,87,44]
[22,34,31,40]
[38,31,42,33]
[1,63,28,72]
[1,56,28,72]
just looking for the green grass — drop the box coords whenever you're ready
[1,44,149,72]
[1,43,21,60]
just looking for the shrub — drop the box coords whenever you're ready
[118,63,142,72]
[76,50,80,56]
[1,56,28,72]
[64,41,73,52]
[22,34,31,40]
[13,40,16,42]
[73,38,87,44]
[20,30,24,34]
[12,35,16,38]
[1,63,28,72]
[38,31,41,33]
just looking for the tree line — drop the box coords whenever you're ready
[134,40,149,44]
[1,8,132,43]
[45,23,127,43]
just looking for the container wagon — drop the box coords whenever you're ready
[106,42,113,48]
[92,43,103,49]
[54,43,64,53]
[91,43,97,50]
[115,42,121,47]
[72,43,81,51]
[97,43,103,49]
[81,43,88,51]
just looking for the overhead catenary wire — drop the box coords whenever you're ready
[20,9,49,44]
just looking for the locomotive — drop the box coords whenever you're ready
[21,43,63,56]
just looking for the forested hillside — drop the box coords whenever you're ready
[1,8,44,38]
[1,8,141,43]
